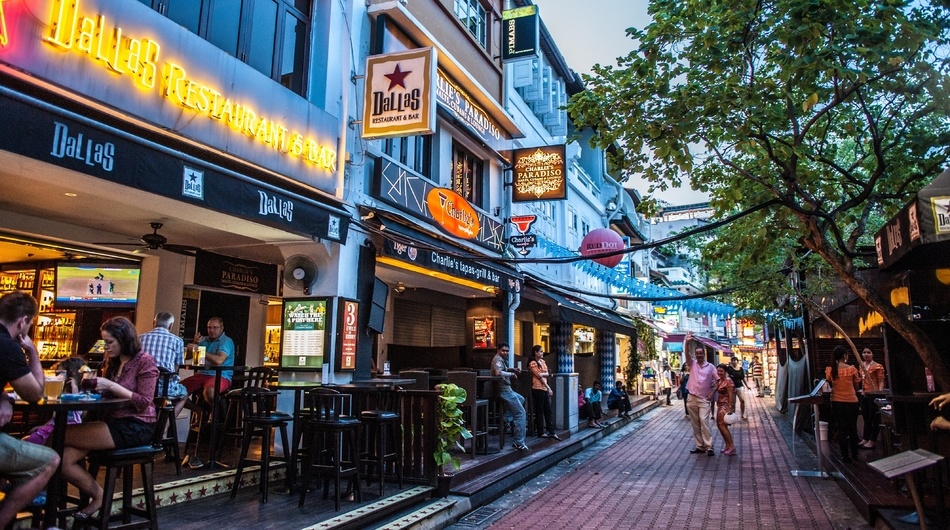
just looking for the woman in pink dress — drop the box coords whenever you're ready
[715,364,736,455]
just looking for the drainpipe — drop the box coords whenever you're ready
[507,289,521,366]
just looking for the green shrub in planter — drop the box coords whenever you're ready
[435,383,473,476]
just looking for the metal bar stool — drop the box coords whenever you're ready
[230,387,291,503]
[298,388,362,511]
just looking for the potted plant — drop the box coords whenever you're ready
[434,383,472,496]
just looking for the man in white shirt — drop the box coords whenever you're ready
[685,340,719,456]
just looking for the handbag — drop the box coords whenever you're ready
[724,411,740,425]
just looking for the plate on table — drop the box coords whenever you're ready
[60,393,102,401]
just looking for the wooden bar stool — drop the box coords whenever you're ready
[230,387,291,503]
[155,368,182,476]
[298,388,362,511]
[359,389,403,496]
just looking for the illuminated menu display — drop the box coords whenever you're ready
[338,299,358,371]
[280,299,327,370]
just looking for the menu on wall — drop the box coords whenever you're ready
[280,298,328,370]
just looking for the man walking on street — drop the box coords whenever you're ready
[685,338,719,456]
[492,343,529,451]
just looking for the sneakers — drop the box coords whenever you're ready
[183,454,204,469]
[513,442,530,451]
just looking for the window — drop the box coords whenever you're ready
[454,0,487,49]
[140,0,310,96]
[452,142,485,208]
[383,136,430,177]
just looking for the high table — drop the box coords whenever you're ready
[178,364,249,470]
[13,397,129,528]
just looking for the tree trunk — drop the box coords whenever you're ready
[806,231,950,392]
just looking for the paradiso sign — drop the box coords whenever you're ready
[1,0,337,175]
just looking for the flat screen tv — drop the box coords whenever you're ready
[55,262,141,309]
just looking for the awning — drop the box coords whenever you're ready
[875,168,950,270]
[690,335,733,355]
[526,284,636,336]
[637,318,669,338]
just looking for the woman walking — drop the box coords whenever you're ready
[715,364,736,455]
[528,345,560,440]
[826,346,861,462]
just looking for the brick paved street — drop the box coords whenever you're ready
[450,393,872,530]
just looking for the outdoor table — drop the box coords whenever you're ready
[178,364,249,470]
[13,396,129,528]
[269,380,322,492]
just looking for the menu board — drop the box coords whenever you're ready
[280,298,328,370]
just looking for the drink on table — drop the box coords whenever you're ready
[43,370,65,401]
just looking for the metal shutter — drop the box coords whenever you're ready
[393,299,432,346]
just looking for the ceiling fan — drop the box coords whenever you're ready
[95,222,200,256]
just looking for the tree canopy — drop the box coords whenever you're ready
[569,0,950,388]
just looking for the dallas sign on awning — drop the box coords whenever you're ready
[875,168,950,270]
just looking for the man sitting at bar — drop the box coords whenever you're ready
[0,292,59,527]
[140,311,187,399]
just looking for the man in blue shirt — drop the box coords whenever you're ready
[179,317,234,412]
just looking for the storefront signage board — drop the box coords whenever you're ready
[193,250,279,296]
[501,6,539,62]
[336,298,358,371]
[0,0,338,190]
[512,145,567,202]
[279,298,329,371]
[382,239,522,293]
[376,160,504,252]
[436,70,507,153]
[0,93,348,242]
[361,47,437,139]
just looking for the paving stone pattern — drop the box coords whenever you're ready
[476,395,858,530]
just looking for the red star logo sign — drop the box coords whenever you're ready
[384,64,412,91]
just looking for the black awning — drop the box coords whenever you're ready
[526,284,636,336]
[875,168,950,270]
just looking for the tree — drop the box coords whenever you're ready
[569,0,950,389]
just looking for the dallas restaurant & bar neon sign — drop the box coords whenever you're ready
[42,0,336,171]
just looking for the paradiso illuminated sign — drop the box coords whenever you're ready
[40,0,335,171]
[511,145,567,202]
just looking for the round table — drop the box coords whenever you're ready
[13,397,129,528]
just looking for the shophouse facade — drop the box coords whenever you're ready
[0,0,357,374]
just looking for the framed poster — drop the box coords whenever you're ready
[335,298,359,371]
[279,297,330,371]
[473,317,496,349]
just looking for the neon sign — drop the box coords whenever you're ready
[0,0,8,47]
[41,0,335,171]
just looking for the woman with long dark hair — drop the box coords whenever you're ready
[62,316,158,520]
[528,345,560,440]
[826,346,861,462]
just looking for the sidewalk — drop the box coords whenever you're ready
[453,393,873,530]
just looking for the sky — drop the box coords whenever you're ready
[531,0,709,205]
